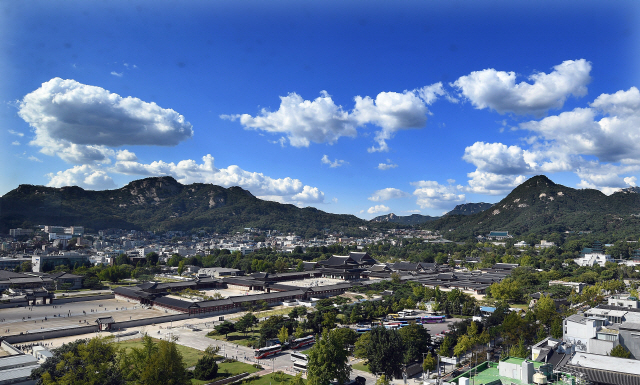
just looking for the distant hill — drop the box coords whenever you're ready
[0,177,366,234]
[371,203,492,225]
[423,175,640,239]
[370,213,438,225]
[445,202,493,216]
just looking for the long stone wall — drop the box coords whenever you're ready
[4,325,99,344]
[54,294,115,304]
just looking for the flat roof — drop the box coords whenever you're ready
[570,352,640,375]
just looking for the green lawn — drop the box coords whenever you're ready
[239,372,303,385]
[206,330,261,348]
[352,362,370,373]
[191,360,261,385]
[117,338,205,367]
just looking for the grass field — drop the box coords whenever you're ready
[190,361,261,385]
[240,372,303,385]
[117,337,205,367]
[352,362,370,373]
[206,330,261,348]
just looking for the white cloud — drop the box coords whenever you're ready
[11,141,20,146]
[116,149,138,162]
[519,87,640,164]
[18,78,193,164]
[321,155,347,168]
[377,160,398,170]
[222,91,357,148]
[624,176,637,187]
[453,59,591,116]
[462,142,533,174]
[47,165,117,190]
[112,153,325,205]
[354,91,429,152]
[368,188,410,202]
[417,82,458,104]
[8,130,24,137]
[224,84,446,152]
[110,71,123,77]
[367,204,390,214]
[465,171,527,195]
[28,156,42,162]
[411,180,465,208]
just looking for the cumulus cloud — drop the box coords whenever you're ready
[224,84,446,152]
[321,155,347,168]
[47,165,117,190]
[465,171,527,195]
[28,156,42,162]
[624,176,637,187]
[367,204,390,214]
[112,153,325,205]
[453,59,591,116]
[8,130,24,137]
[462,142,533,174]
[221,91,357,148]
[354,91,429,152]
[368,188,410,202]
[116,149,138,162]
[411,180,465,208]
[377,160,398,170]
[18,78,193,164]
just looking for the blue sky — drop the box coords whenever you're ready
[2,0,640,219]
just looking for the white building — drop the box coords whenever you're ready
[563,314,619,355]
[574,252,614,267]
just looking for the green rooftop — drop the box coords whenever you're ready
[452,358,551,385]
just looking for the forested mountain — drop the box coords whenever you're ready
[370,213,438,225]
[424,175,640,240]
[0,177,365,235]
[445,202,493,216]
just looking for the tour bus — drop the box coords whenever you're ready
[254,344,281,359]
[398,310,416,318]
[421,315,446,324]
[290,335,315,350]
[293,361,308,372]
[290,351,309,364]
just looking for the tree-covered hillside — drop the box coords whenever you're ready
[0,176,366,234]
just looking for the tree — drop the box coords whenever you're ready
[398,323,431,364]
[177,260,185,276]
[278,326,289,345]
[307,329,352,385]
[215,321,236,339]
[32,337,124,385]
[193,355,218,381]
[375,375,390,385]
[236,313,258,336]
[291,372,305,385]
[453,335,472,358]
[21,260,32,272]
[438,336,453,357]
[138,339,188,385]
[535,294,556,327]
[508,337,529,359]
[322,312,337,331]
[609,344,632,358]
[366,327,405,379]
[353,332,370,359]
[332,327,359,348]
[422,352,436,376]
[294,324,305,339]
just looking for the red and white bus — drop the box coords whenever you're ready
[290,335,315,350]
[254,344,281,359]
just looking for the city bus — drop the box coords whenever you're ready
[254,344,281,359]
[355,328,371,334]
[290,335,315,350]
[293,361,308,372]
